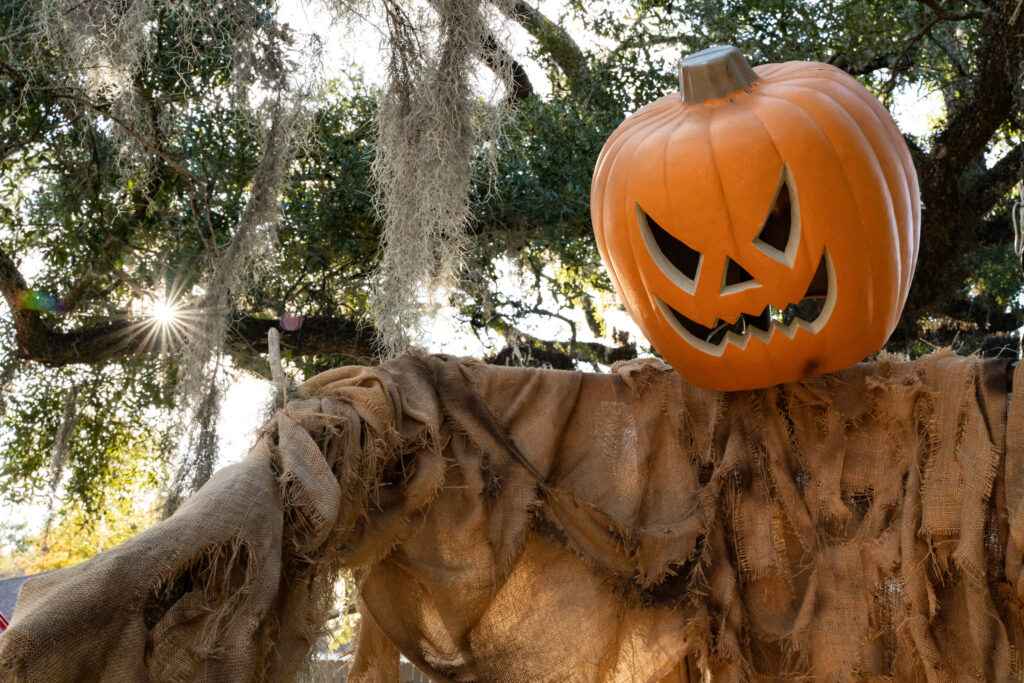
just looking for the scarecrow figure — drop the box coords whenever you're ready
[3,48,1023,683]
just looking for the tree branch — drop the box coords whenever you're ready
[912,0,987,21]
[828,51,902,77]
[4,233,634,371]
[0,244,57,361]
[0,244,380,365]
[482,34,534,104]
[228,316,377,362]
[495,0,616,112]
[1,58,196,187]
[830,1,985,82]
[487,319,636,370]
[0,57,218,250]
[968,143,1023,216]
[904,0,1024,318]
[881,17,940,96]
[925,1,1024,179]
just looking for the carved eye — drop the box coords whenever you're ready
[636,204,702,293]
[753,165,799,265]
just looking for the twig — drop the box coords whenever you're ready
[268,327,286,408]
[912,0,987,21]
[881,17,940,96]
[0,57,218,251]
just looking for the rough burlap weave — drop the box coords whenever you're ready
[2,351,1023,681]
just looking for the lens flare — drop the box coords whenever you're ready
[151,299,179,326]
[15,289,66,313]
[280,312,303,331]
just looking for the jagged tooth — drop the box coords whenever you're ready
[724,330,751,350]
[776,319,798,339]
[748,324,772,343]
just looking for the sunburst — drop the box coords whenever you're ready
[96,278,221,357]
[150,298,180,326]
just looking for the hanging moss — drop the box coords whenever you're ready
[371,0,514,356]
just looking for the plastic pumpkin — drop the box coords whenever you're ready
[591,45,920,391]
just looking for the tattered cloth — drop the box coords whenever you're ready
[2,351,1024,681]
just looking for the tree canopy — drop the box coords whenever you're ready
[0,0,1022,558]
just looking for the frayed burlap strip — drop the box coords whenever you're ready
[1,351,1022,681]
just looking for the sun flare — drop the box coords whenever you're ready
[151,298,180,326]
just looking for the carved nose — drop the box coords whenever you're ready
[720,257,759,294]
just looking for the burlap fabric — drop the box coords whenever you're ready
[1,351,1023,681]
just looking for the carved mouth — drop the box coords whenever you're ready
[656,249,835,356]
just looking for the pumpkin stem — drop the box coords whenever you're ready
[678,45,759,104]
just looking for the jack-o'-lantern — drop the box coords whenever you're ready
[591,45,920,391]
